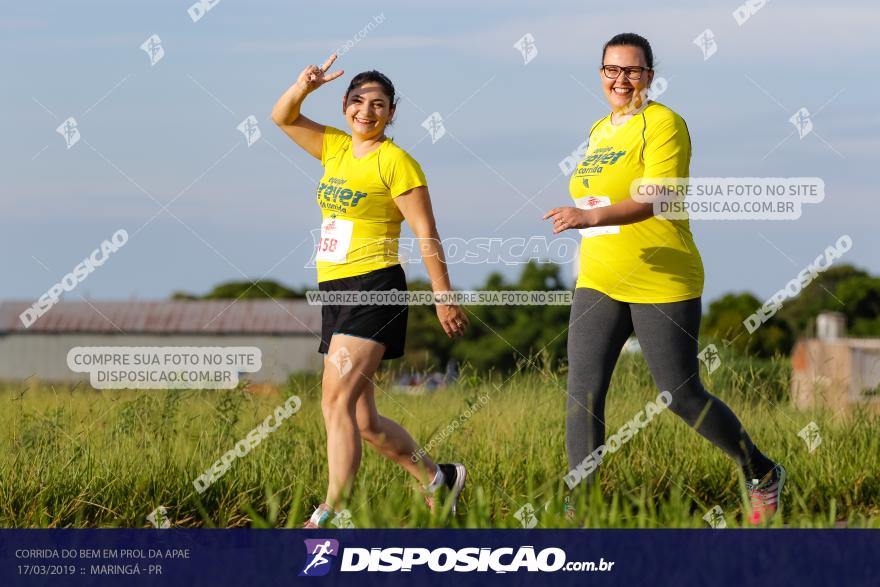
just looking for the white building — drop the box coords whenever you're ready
[0,300,322,384]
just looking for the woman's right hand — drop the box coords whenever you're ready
[296,54,345,94]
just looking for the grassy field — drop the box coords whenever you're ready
[2,348,879,529]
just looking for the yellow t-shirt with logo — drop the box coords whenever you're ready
[569,101,704,303]
[315,126,427,282]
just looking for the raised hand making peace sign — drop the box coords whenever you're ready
[296,54,345,94]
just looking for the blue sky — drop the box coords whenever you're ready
[2,0,878,304]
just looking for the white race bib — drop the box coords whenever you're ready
[316,217,353,263]
[575,195,620,239]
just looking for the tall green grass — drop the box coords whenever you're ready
[1,349,878,528]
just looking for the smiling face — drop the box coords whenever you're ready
[342,82,395,140]
[600,45,654,114]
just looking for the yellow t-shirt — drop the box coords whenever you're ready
[569,101,704,303]
[316,126,427,282]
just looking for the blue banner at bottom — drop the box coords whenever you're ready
[1,529,876,586]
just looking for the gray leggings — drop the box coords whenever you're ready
[566,288,773,486]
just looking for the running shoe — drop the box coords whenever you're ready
[746,463,786,525]
[303,503,334,529]
[564,494,576,523]
[424,463,467,515]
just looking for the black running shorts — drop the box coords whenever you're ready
[318,264,408,360]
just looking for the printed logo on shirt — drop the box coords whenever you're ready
[317,177,368,214]
[575,147,627,176]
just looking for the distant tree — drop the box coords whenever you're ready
[405,262,570,372]
[832,273,880,336]
[702,264,880,357]
[404,278,454,370]
[701,293,793,357]
[776,264,868,336]
[171,280,305,300]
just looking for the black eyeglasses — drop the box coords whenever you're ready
[601,65,651,81]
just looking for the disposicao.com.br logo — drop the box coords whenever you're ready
[300,540,614,575]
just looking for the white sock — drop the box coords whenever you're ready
[426,467,445,493]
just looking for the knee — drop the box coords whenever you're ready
[321,384,358,421]
[665,385,711,421]
[357,420,383,444]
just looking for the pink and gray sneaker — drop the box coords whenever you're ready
[746,463,786,525]
[303,503,334,529]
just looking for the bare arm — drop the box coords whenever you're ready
[394,186,469,338]
[543,197,655,234]
[270,54,344,160]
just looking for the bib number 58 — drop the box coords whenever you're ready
[316,217,353,263]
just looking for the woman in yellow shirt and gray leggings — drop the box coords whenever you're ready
[544,33,785,525]
[272,54,468,527]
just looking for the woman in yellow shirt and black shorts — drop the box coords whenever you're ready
[272,54,468,528]
[545,33,785,525]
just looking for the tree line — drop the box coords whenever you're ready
[172,262,880,371]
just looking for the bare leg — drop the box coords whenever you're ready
[355,379,438,485]
[320,334,385,508]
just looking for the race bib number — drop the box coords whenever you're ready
[316,218,353,263]
[575,195,620,239]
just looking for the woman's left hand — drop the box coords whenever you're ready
[543,207,594,234]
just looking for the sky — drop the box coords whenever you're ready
[2,0,878,306]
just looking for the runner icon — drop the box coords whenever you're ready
[302,540,335,575]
